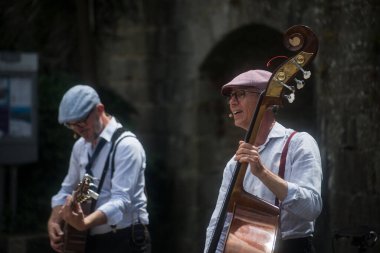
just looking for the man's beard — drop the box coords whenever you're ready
[92,115,104,140]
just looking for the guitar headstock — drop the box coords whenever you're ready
[264,25,319,106]
[73,174,99,204]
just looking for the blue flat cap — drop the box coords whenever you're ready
[58,85,100,124]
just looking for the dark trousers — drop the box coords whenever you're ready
[275,237,315,253]
[85,224,151,253]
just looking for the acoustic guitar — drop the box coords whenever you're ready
[62,174,99,253]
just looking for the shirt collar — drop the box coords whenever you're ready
[99,117,120,143]
[258,121,287,150]
[267,122,287,139]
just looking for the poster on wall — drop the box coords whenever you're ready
[0,76,32,138]
[0,51,38,165]
[0,78,8,138]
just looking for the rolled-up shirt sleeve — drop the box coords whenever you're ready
[97,137,145,226]
[281,132,323,221]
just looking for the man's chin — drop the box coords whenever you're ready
[234,120,248,130]
[81,134,91,142]
[234,121,243,128]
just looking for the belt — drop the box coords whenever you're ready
[88,223,148,238]
[275,236,314,253]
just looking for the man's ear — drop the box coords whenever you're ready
[96,103,105,114]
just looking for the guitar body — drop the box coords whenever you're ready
[62,201,91,253]
[63,223,87,253]
[61,175,98,253]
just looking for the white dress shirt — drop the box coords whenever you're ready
[205,122,323,252]
[52,117,149,235]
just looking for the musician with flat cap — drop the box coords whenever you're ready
[205,70,323,253]
[47,84,150,253]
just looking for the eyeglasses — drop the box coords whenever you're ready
[226,89,261,103]
[64,107,95,129]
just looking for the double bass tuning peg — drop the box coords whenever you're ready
[284,93,295,103]
[294,78,305,89]
[301,69,311,79]
[292,55,311,79]
[274,76,296,104]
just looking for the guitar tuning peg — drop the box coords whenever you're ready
[88,189,99,200]
[294,78,305,89]
[89,183,97,192]
[284,93,295,103]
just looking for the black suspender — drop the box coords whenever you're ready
[90,127,128,212]
[85,138,107,176]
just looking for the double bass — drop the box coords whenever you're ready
[206,25,319,253]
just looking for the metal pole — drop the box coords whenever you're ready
[0,166,4,232]
[9,166,18,232]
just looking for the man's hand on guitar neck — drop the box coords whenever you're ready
[60,195,108,231]
[60,195,87,231]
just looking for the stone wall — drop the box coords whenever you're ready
[315,1,380,252]
[93,0,380,252]
[1,1,378,253]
